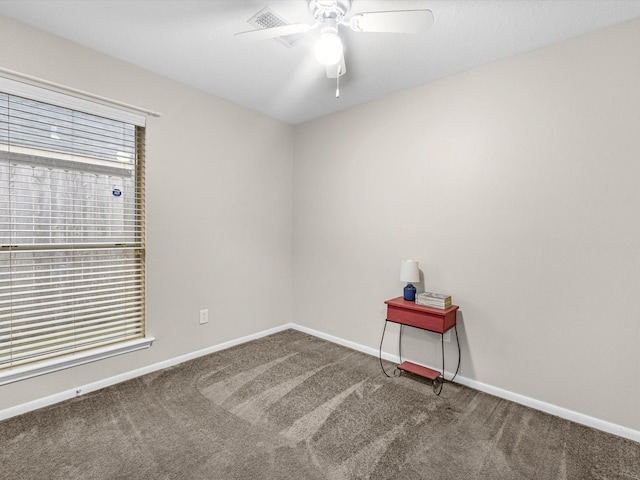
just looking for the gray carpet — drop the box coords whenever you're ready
[1,329,638,479]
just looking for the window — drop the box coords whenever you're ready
[0,78,149,380]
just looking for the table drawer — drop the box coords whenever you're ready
[386,304,456,333]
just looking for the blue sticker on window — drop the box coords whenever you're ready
[112,188,122,197]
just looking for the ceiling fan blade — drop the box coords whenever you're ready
[235,23,314,42]
[348,9,434,33]
[326,52,346,79]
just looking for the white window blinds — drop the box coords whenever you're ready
[0,79,146,371]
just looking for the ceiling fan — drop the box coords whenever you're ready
[235,0,434,85]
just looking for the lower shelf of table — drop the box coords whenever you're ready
[397,361,441,381]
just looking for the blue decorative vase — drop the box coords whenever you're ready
[403,284,416,301]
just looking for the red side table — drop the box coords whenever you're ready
[380,297,460,394]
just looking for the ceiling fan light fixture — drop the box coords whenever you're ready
[315,30,342,65]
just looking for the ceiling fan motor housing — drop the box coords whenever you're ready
[309,0,352,23]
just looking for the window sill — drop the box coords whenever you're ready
[0,337,155,386]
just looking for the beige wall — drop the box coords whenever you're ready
[0,16,294,409]
[293,18,640,430]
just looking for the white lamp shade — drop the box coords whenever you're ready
[400,260,420,283]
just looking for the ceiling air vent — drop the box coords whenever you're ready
[247,6,305,48]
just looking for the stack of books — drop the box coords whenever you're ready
[416,292,452,309]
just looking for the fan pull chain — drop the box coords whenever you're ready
[336,64,341,98]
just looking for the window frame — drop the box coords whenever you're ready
[0,77,153,385]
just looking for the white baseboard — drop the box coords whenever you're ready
[2,322,639,444]
[292,324,640,443]
[0,323,293,422]
[452,376,640,443]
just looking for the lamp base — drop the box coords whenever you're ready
[403,284,417,301]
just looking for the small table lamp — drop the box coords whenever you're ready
[400,260,420,301]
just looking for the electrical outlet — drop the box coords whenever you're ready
[199,309,209,325]
[443,330,451,343]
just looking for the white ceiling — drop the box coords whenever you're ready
[1,0,640,124]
